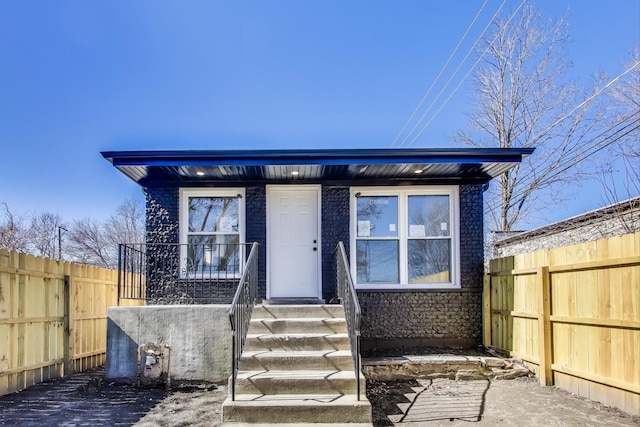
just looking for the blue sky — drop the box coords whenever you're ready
[1,1,638,227]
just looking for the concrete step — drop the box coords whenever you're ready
[245,333,350,352]
[222,394,372,424]
[222,423,373,427]
[248,318,347,335]
[252,304,345,319]
[233,370,366,395]
[240,350,354,371]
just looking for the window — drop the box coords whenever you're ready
[180,188,245,277]
[351,187,459,289]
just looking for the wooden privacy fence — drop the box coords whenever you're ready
[0,249,144,396]
[485,232,639,415]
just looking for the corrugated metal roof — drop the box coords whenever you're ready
[101,148,533,187]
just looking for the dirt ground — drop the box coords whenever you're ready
[130,378,639,427]
[1,367,637,426]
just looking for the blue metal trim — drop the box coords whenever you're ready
[102,148,534,186]
[102,148,534,167]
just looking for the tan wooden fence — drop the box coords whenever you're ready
[485,232,640,415]
[0,249,144,396]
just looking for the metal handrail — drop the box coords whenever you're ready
[228,242,259,401]
[334,241,362,401]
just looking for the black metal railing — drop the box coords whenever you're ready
[335,241,362,401]
[117,243,146,304]
[117,242,255,304]
[228,242,259,401]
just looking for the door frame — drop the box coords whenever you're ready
[266,184,322,300]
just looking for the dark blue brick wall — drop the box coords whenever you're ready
[143,186,266,304]
[245,185,267,300]
[145,187,179,245]
[144,183,485,348]
[321,186,350,301]
[357,184,485,350]
[459,184,484,289]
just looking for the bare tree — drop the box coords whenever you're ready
[0,203,32,252]
[29,212,66,258]
[455,4,608,232]
[104,196,145,245]
[0,197,145,268]
[599,50,640,203]
[67,197,145,268]
[67,218,113,268]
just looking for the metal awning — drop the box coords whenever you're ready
[101,148,533,187]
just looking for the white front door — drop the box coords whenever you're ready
[267,186,321,299]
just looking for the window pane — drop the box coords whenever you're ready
[186,234,240,274]
[189,197,239,233]
[408,239,450,283]
[356,196,398,237]
[408,195,450,237]
[356,240,399,283]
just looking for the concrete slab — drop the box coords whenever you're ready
[106,305,232,384]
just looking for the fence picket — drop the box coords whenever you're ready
[0,251,144,396]
[486,231,640,415]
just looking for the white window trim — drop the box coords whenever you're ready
[350,186,460,290]
[179,188,246,279]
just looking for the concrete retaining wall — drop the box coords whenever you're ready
[106,305,232,384]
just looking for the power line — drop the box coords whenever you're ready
[486,112,640,214]
[482,62,640,203]
[390,0,494,148]
[503,114,639,204]
[527,60,640,148]
[405,0,527,147]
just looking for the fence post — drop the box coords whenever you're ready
[537,266,552,386]
[63,275,72,376]
[483,274,492,347]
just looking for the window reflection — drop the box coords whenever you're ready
[356,240,399,283]
[408,195,450,237]
[408,240,450,283]
[356,196,398,237]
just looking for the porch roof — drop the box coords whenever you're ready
[101,148,533,187]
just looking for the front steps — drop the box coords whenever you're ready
[222,305,372,425]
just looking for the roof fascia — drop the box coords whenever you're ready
[102,148,534,167]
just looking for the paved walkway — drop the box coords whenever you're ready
[0,368,166,427]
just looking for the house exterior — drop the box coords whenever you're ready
[493,195,640,258]
[102,148,532,351]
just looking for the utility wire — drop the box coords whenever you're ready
[496,112,640,204]
[497,112,640,203]
[406,0,527,147]
[527,60,640,148]
[482,63,640,198]
[486,113,640,213]
[390,0,494,148]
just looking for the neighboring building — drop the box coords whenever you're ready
[102,148,531,350]
[493,196,640,258]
